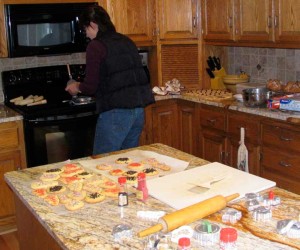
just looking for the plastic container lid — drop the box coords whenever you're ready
[118,176,127,184]
[178,237,191,247]
[220,228,238,243]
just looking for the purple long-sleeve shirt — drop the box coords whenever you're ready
[78,39,107,95]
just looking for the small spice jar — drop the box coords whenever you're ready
[118,176,128,207]
[136,172,148,202]
[219,228,238,250]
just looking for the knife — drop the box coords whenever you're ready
[206,68,215,79]
[213,56,222,70]
[207,59,215,71]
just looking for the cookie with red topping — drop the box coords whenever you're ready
[109,168,124,176]
[127,162,144,171]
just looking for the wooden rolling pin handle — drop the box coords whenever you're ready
[225,193,240,202]
[137,223,163,238]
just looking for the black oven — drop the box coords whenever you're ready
[2,65,97,167]
[4,2,97,58]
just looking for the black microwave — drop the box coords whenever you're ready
[4,2,97,58]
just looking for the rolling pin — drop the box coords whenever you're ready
[137,193,239,238]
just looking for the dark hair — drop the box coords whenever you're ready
[79,6,116,37]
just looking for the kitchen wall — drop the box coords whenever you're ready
[0,53,86,103]
[228,47,300,84]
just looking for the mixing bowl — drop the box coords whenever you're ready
[242,88,272,107]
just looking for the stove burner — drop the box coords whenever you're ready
[70,96,95,106]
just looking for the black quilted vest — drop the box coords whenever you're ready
[95,32,154,113]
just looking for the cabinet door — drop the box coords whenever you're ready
[152,102,179,149]
[158,0,198,40]
[107,0,154,44]
[236,0,274,42]
[177,100,198,155]
[202,0,235,41]
[227,139,260,175]
[0,150,22,217]
[275,0,300,43]
[198,128,226,163]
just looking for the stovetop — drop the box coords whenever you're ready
[2,64,97,120]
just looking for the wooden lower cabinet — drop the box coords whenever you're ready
[0,120,26,225]
[198,104,227,163]
[261,119,300,194]
[177,100,198,155]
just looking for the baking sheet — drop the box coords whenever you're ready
[147,162,276,210]
[78,150,189,181]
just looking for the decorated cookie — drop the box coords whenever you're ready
[127,162,144,171]
[77,171,93,179]
[85,192,106,203]
[40,173,60,182]
[67,190,86,201]
[96,163,113,170]
[142,168,159,176]
[44,194,59,206]
[115,157,132,164]
[109,168,124,176]
[65,200,85,211]
[47,185,66,194]
[123,170,138,177]
[45,168,63,174]
[31,180,58,190]
[32,188,47,198]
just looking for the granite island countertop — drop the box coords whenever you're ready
[5,143,300,250]
[0,103,23,123]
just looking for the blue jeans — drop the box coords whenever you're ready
[93,108,145,155]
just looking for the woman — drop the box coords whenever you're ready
[65,5,154,155]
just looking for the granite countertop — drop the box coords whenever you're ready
[2,94,300,125]
[5,143,300,250]
[0,104,23,123]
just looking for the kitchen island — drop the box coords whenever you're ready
[4,143,300,250]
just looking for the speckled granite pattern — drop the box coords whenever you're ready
[0,104,23,123]
[5,144,300,250]
[2,94,300,124]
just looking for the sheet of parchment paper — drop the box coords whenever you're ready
[78,150,189,181]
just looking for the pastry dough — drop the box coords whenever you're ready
[45,168,62,174]
[103,187,120,198]
[47,185,66,194]
[109,168,124,176]
[85,192,105,203]
[31,180,58,189]
[127,162,144,171]
[44,194,59,206]
[65,200,85,211]
[142,168,159,176]
[32,188,47,198]
[115,157,132,164]
[40,173,60,182]
[67,190,86,200]
[96,163,113,170]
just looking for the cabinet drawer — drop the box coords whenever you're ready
[262,123,300,153]
[261,147,300,182]
[0,123,19,149]
[200,106,226,131]
[227,113,260,144]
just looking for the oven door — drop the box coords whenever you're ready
[24,113,98,167]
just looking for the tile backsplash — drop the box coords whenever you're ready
[227,47,300,84]
[0,53,85,103]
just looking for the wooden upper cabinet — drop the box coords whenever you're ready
[107,0,155,45]
[158,0,199,40]
[202,0,235,42]
[236,0,274,42]
[275,0,300,43]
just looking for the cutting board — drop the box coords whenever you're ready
[147,162,275,210]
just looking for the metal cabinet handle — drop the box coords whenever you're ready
[279,135,293,141]
[207,119,216,126]
[193,17,197,28]
[267,16,272,28]
[274,15,278,28]
[228,17,233,28]
[279,161,291,168]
